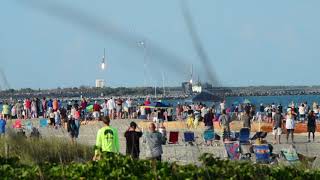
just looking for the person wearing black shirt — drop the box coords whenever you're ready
[125,122,143,159]
[204,108,214,128]
[307,111,316,142]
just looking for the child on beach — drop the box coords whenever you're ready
[54,110,61,128]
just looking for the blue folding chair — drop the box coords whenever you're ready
[184,131,195,145]
[23,120,33,131]
[239,128,250,145]
[39,119,48,128]
[253,144,270,164]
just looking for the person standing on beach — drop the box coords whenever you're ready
[307,111,316,142]
[144,97,151,120]
[2,101,10,120]
[107,98,116,119]
[124,121,142,159]
[272,109,283,144]
[241,110,252,129]
[143,123,166,161]
[42,97,47,117]
[219,109,231,141]
[299,104,306,123]
[286,111,295,143]
[126,98,133,119]
[204,108,214,129]
[93,116,120,161]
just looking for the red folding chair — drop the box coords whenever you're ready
[13,119,22,129]
[168,131,179,144]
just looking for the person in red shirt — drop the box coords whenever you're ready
[144,97,151,120]
[25,98,31,119]
[93,101,102,120]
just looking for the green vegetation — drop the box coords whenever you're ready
[0,132,93,165]
[1,153,320,179]
[1,134,320,179]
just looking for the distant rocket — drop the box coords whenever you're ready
[101,48,106,70]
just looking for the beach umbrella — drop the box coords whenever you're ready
[86,105,93,112]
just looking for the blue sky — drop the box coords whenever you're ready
[1,0,320,89]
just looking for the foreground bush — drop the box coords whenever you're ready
[1,153,320,179]
[0,132,93,164]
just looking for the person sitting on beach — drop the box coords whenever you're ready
[93,116,120,161]
[307,110,316,142]
[49,108,55,127]
[125,121,143,159]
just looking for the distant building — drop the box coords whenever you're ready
[95,79,105,88]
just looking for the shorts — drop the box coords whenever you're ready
[287,129,294,134]
[128,107,133,114]
[272,127,282,136]
[300,114,305,119]
[93,111,100,118]
[146,109,151,115]
[308,126,316,133]
[116,106,122,113]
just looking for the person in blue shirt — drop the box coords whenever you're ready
[0,117,6,137]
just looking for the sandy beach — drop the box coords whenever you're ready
[6,118,320,165]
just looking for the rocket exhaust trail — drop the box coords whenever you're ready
[180,0,220,86]
[16,0,193,78]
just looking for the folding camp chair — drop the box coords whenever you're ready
[253,144,270,164]
[13,119,22,129]
[281,148,299,164]
[251,132,268,141]
[184,131,195,145]
[23,120,33,131]
[224,141,241,160]
[39,119,48,128]
[239,128,251,145]
[168,131,179,144]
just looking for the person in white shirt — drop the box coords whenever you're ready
[299,104,306,122]
[126,98,133,119]
[286,111,295,143]
[101,99,108,117]
[220,100,226,112]
[107,98,116,119]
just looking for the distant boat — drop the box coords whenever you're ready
[192,90,223,102]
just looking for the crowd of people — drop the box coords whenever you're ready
[0,97,319,160]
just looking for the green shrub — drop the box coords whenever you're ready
[1,153,320,179]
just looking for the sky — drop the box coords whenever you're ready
[1,0,320,89]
